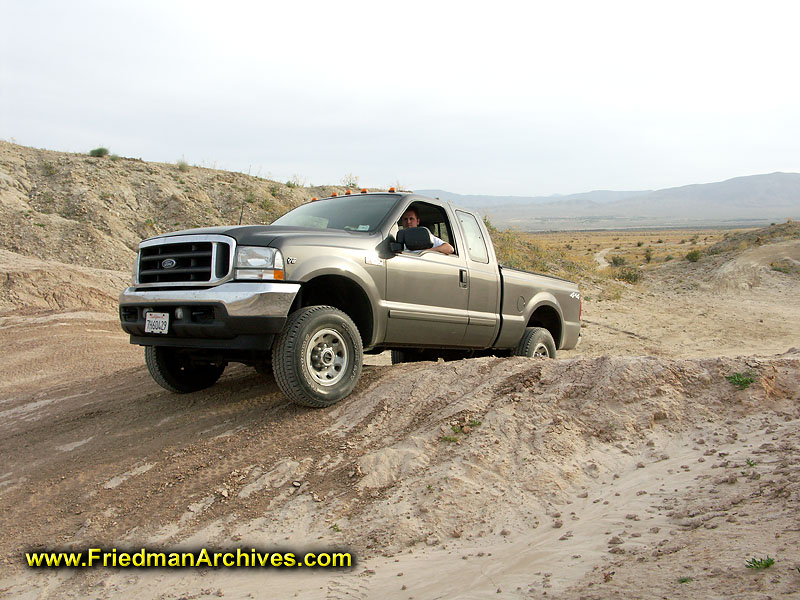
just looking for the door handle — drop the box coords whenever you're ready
[459,269,468,288]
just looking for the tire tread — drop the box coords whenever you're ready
[514,327,557,358]
[272,306,363,407]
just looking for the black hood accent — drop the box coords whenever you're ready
[146,225,372,247]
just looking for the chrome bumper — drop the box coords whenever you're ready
[119,281,301,318]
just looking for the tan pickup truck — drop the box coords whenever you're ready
[119,191,581,407]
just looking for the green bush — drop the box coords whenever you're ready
[613,267,640,284]
[610,255,626,266]
[726,372,756,390]
[745,556,774,569]
[685,250,701,262]
[89,147,109,157]
[177,159,190,172]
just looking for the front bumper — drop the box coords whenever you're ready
[119,281,300,350]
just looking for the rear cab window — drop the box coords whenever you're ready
[456,210,489,263]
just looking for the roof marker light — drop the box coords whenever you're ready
[345,189,352,195]
[388,187,396,193]
[361,188,368,194]
[311,197,318,202]
[331,192,338,197]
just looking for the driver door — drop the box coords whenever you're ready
[383,204,469,346]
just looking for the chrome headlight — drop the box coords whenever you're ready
[234,247,285,280]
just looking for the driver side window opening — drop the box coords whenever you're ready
[399,202,457,254]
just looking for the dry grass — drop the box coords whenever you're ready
[531,228,740,268]
[484,218,597,281]
[482,224,786,299]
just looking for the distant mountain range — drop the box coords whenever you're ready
[416,172,800,230]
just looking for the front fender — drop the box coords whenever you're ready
[288,253,385,346]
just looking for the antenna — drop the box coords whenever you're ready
[238,199,245,225]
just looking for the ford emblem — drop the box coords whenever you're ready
[161,258,177,269]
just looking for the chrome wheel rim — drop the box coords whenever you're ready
[533,342,550,358]
[305,328,348,386]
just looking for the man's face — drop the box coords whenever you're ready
[401,210,419,228]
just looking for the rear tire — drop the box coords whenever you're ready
[390,349,426,364]
[145,346,225,393]
[272,306,363,408]
[253,351,273,377]
[515,327,557,359]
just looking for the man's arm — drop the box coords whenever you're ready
[431,241,454,254]
[429,234,454,255]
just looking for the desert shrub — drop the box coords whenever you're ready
[109,154,121,161]
[610,255,626,266]
[726,372,756,390]
[613,267,640,284]
[644,248,653,263]
[636,241,643,247]
[89,147,109,157]
[341,173,360,188]
[745,556,774,569]
[286,174,306,188]
[42,161,57,176]
[771,260,799,274]
[177,159,190,172]
[664,254,674,261]
[685,250,701,262]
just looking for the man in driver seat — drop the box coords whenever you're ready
[400,207,454,255]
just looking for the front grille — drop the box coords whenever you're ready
[137,235,233,285]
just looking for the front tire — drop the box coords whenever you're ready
[515,327,557,359]
[272,306,363,408]
[145,346,225,393]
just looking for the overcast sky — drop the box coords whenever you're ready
[2,0,799,196]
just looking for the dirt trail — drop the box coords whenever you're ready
[0,243,799,599]
[593,247,613,269]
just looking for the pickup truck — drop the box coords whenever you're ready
[119,191,581,407]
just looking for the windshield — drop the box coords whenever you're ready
[271,195,399,232]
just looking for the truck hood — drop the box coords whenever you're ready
[144,225,374,247]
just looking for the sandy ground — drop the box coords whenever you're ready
[0,241,799,599]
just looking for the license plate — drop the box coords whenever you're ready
[145,312,169,334]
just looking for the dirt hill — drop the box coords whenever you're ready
[0,140,348,271]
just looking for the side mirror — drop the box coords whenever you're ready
[388,232,403,253]
[394,227,433,252]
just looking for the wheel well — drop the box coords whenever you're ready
[292,275,373,346]
[528,305,562,348]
